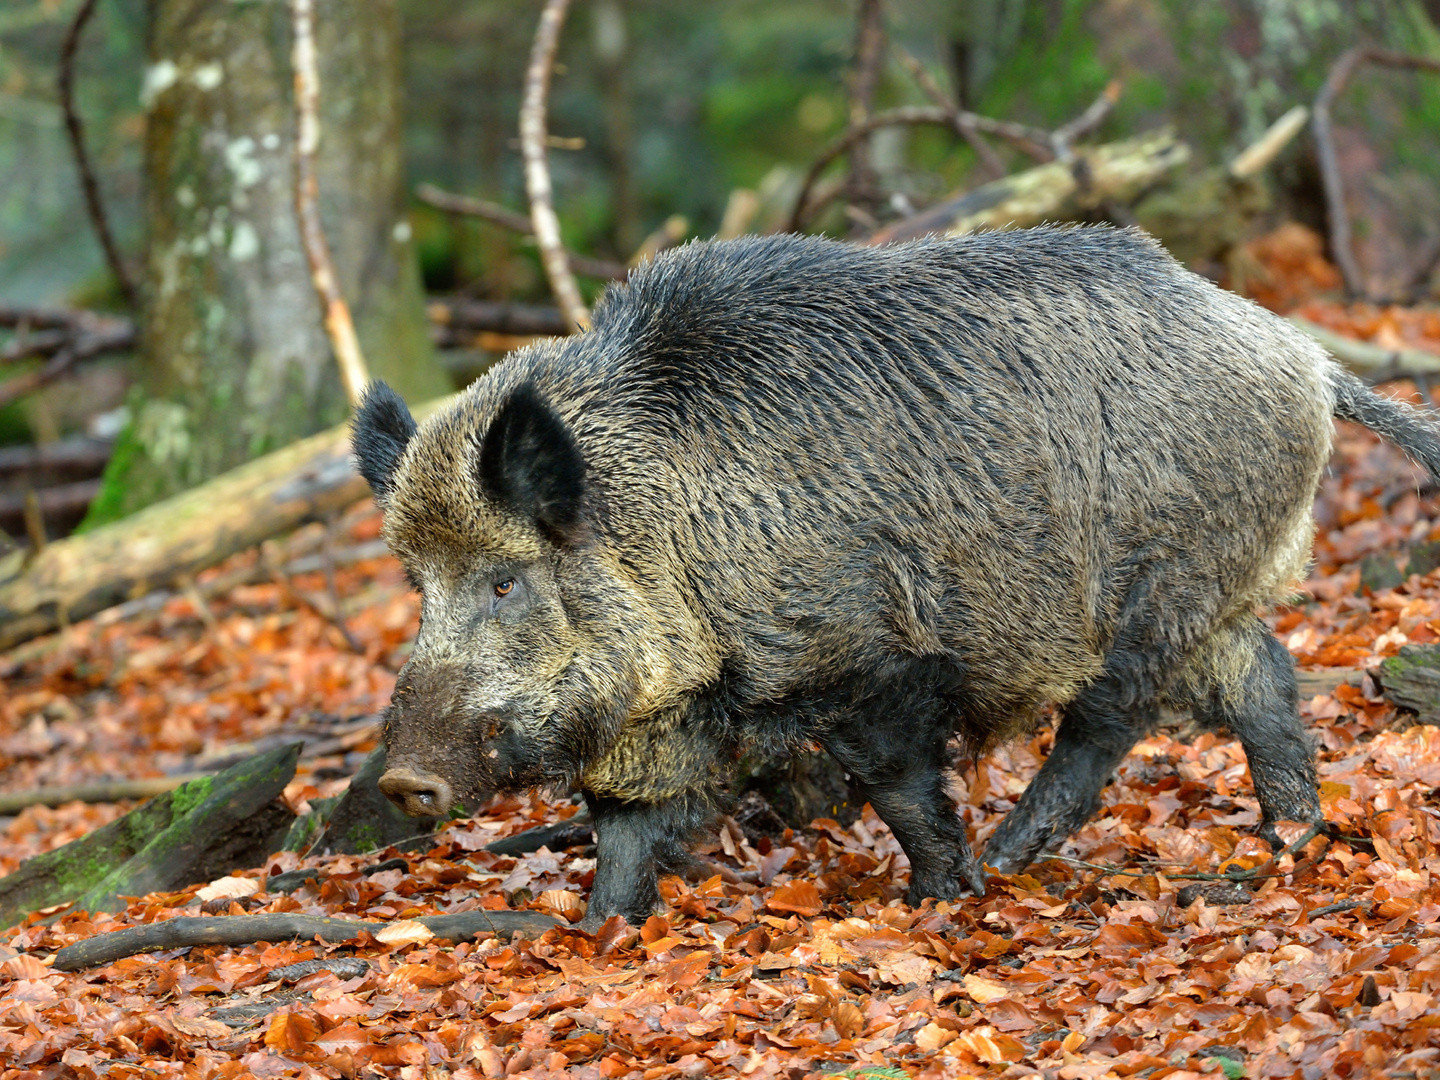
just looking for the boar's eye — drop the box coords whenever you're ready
[494,578,516,598]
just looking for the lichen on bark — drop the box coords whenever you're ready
[87,0,448,526]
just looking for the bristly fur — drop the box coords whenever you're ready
[355,226,1440,927]
[352,382,418,504]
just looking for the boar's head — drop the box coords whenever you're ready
[351,379,668,818]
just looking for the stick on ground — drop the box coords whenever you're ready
[52,910,561,971]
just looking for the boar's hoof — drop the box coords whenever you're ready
[377,767,453,818]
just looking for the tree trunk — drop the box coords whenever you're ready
[91,0,448,523]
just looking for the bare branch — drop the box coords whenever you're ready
[58,0,137,308]
[1228,104,1308,179]
[52,910,561,972]
[520,0,590,333]
[844,0,886,222]
[290,0,370,404]
[1313,47,1440,300]
[415,184,628,281]
[892,45,1005,179]
[0,321,135,407]
[1050,79,1122,161]
[787,106,1052,232]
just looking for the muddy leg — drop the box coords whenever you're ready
[821,726,986,902]
[580,791,711,930]
[1187,618,1321,845]
[982,684,1150,874]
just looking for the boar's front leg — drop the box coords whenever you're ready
[581,792,713,930]
[821,723,987,902]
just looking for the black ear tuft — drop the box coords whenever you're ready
[352,381,417,503]
[479,383,588,545]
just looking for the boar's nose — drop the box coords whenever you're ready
[377,767,453,818]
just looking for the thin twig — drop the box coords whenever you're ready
[0,322,134,407]
[844,0,886,223]
[892,45,1005,179]
[1050,80,1122,161]
[1307,899,1370,919]
[788,106,1053,232]
[1313,47,1440,301]
[1043,823,1329,883]
[290,0,370,404]
[520,0,589,333]
[415,184,628,281]
[58,0,137,308]
[51,910,562,972]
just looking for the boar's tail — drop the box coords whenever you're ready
[1331,366,1440,482]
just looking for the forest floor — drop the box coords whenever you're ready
[2,226,1440,1079]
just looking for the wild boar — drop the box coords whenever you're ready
[354,227,1440,928]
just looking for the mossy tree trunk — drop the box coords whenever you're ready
[91,0,449,523]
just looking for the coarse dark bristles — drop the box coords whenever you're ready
[355,227,1440,927]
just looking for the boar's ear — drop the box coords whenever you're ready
[479,383,588,546]
[352,381,417,504]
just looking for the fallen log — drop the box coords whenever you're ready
[0,395,453,652]
[1287,317,1440,379]
[867,128,1191,244]
[52,909,561,971]
[0,743,301,931]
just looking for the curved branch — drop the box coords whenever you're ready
[1313,47,1440,300]
[59,0,137,308]
[892,45,1005,179]
[787,107,1052,233]
[51,910,561,972]
[415,184,628,280]
[290,0,370,404]
[520,0,589,333]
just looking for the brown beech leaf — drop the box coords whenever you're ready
[1092,921,1167,956]
[767,879,822,917]
[962,973,1010,1004]
[537,888,587,923]
[264,1012,322,1055]
[374,919,434,947]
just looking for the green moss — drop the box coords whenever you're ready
[345,823,383,853]
[76,409,144,531]
[169,775,213,817]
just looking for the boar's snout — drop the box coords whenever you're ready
[378,766,454,818]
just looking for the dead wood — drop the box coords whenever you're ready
[59,0,137,307]
[51,909,561,972]
[0,743,301,931]
[415,185,628,282]
[1377,644,1440,724]
[1288,316,1440,379]
[521,0,589,333]
[429,298,570,339]
[866,128,1190,244]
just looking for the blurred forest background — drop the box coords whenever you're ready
[1,0,1440,545]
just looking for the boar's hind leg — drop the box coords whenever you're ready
[981,681,1151,875]
[581,792,713,930]
[820,727,987,902]
[1180,617,1322,846]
